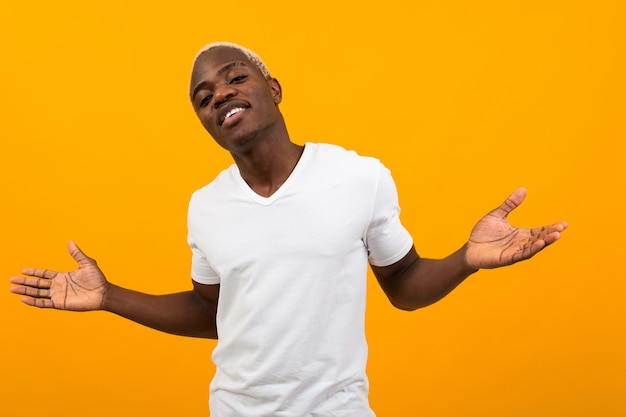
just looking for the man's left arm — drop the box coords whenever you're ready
[371,188,568,311]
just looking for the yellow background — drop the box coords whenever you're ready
[1,1,624,416]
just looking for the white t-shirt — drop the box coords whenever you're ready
[188,143,413,416]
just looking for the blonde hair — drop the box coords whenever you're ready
[192,42,272,80]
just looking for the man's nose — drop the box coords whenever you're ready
[213,85,236,108]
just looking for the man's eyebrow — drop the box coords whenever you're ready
[191,61,248,101]
[191,81,208,101]
[217,61,247,76]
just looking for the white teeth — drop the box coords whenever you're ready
[225,107,244,119]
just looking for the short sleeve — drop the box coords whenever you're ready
[364,164,413,267]
[188,234,221,285]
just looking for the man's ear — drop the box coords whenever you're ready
[269,78,282,104]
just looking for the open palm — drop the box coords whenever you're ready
[10,241,108,311]
[466,188,568,269]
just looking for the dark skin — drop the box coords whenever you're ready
[190,47,304,198]
[9,46,568,337]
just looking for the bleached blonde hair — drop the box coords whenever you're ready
[192,42,272,80]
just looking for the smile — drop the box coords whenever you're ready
[218,101,250,126]
[225,107,245,120]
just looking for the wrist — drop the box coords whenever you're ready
[100,282,120,312]
[460,243,480,275]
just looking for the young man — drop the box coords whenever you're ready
[10,42,567,416]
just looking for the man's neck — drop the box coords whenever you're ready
[232,137,305,198]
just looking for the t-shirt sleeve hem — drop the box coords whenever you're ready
[191,273,221,285]
[368,237,414,267]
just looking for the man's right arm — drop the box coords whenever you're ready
[102,281,219,339]
[9,241,219,339]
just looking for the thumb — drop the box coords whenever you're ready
[68,240,94,266]
[493,187,527,219]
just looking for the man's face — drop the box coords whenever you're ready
[190,47,282,153]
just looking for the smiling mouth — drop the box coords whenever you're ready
[225,107,245,120]
[219,105,248,126]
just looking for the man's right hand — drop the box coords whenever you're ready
[10,241,108,311]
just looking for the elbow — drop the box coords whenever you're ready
[388,296,426,312]
[387,292,443,311]
[392,302,420,312]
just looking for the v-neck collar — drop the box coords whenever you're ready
[231,143,312,205]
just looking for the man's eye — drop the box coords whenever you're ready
[231,75,247,84]
[199,94,213,108]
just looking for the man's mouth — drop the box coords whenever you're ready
[218,102,249,126]
[225,107,244,120]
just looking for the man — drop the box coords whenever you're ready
[10,42,567,416]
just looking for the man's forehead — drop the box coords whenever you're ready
[193,47,252,74]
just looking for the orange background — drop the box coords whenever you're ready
[1,1,624,416]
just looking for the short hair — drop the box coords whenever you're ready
[192,42,272,80]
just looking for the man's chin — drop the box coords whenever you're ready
[222,133,259,156]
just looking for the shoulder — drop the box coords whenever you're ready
[306,142,381,172]
[189,164,238,207]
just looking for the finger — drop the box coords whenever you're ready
[68,240,94,266]
[532,222,568,244]
[9,276,53,288]
[492,187,527,219]
[10,284,51,298]
[542,231,563,246]
[530,238,547,254]
[526,230,563,255]
[19,268,58,279]
[20,296,54,309]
